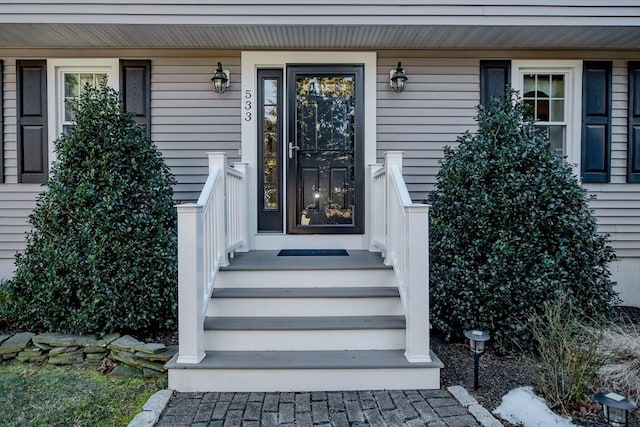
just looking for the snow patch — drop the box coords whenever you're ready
[494,386,578,427]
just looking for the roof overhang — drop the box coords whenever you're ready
[1,1,639,50]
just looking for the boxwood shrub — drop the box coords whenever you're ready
[428,90,618,353]
[1,84,177,335]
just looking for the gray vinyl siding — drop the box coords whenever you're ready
[0,59,41,276]
[151,56,241,203]
[2,49,640,279]
[0,55,243,276]
[376,53,640,259]
[376,54,478,201]
[578,61,640,258]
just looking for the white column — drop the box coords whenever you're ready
[404,203,432,363]
[176,203,205,364]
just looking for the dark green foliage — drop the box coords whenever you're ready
[428,90,618,353]
[1,85,177,335]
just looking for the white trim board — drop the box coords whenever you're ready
[46,58,120,165]
[241,51,377,250]
[511,60,582,178]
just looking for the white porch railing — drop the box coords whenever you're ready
[370,152,431,363]
[176,152,247,364]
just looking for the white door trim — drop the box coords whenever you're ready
[241,51,377,250]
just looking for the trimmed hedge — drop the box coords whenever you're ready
[428,90,618,353]
[1,85,177,335]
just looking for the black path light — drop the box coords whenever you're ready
[464,329,490,390]
[594,391,637,427]
[211,62,230,94]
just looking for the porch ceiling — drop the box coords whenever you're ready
[1,23,639,50]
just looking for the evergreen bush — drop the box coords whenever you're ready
[428,90,618,353]
[0,84,177,335]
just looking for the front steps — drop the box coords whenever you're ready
[167,250,442,392]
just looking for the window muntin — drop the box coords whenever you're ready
[512,61,581,175]
[48,60,119,164]
[523,73,567,153]
[62,72,108,134]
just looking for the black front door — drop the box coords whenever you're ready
[286,66,364,234]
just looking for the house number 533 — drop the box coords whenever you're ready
[244,90,252,121]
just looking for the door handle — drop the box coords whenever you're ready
[288,142,300,158]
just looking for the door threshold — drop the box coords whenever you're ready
[254,234,367,250]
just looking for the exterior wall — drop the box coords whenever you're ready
[377,51,640,306]
[1,48,639,307]
[0,51,242,279]
[0,58,40,278]
[151,55,241,203]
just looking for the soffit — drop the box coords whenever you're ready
[0,24,639,50]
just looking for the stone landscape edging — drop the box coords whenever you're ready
[0,331,176,377]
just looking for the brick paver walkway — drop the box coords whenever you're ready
[156,389,481,426]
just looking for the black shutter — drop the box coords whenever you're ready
[0,60,4,183]
[628,62,640,182]
[480,60,511,108]
[581,61,612,183]
[17,60,47,184]
[120,60,151,138]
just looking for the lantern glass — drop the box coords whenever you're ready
[389,62,407,93]
[464,329,489,354]
[211,62,229,94]
[605,406,628,427]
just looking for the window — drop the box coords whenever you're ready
[47,59,119,163]
[523,73,566,152]
[512,61,582,172]
[62,72,108,135]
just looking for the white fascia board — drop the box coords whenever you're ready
[1,3,640,27]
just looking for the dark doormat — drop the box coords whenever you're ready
[277,249,349,256]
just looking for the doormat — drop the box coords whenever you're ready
[277,249,349,256]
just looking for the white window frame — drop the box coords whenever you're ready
[47,59,119,165]
[512,60,582,177]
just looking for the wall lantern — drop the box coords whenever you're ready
[594,391,637,427]
[211,62,230,94]
[389,61,408,93]
[464,329,490,390]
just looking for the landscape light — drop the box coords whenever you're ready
[464,329,490,390]
[594,391,637,427]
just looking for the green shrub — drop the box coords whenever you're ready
[1,84,177,335]
[529,297,607,415]
[428,90,618,353]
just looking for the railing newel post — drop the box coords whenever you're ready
[404,203,431,363]
[176,203,205,364]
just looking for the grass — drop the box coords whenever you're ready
[0,362,167,427]
[528,297,608,415]
[597,319,640,402]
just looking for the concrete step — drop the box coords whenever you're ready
[167,349,443,392]
[207,287,403,317]
[203,316,406,351]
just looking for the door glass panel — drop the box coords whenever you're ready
[294,74,356,227]
[257,70,283,232]
[262,80,279,211]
